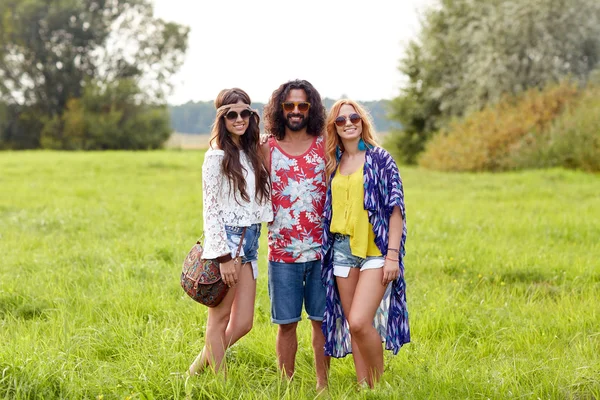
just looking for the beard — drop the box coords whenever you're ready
[285,114,309,131]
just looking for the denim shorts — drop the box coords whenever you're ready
[225,223,261,279]
[268,260,326,324]
[332,233,384,278]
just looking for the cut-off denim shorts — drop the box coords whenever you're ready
[268,259,326,324]
[225,223,261,279]
[332,233,385,278]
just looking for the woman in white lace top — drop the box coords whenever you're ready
[188,88,273,376]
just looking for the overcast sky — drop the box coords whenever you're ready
[152,0,433,105]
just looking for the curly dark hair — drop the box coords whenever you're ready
[209,88,271,205]
[263,79,326,140]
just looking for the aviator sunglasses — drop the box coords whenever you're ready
[225,109,253,121]
[334,113,362,127]
[281,101,311,112]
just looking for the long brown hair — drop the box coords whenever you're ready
[209,88,271,204]
[324,99,379,181]
[263,79,326,140]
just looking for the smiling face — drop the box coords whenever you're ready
[283,89,309,132]
[224,100,252,142]
[335,104,363,144]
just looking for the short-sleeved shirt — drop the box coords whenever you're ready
[267,136,326,263]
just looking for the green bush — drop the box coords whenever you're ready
[510,87,600,172]
[40,79,172,150]
[418,81,580,172]
[0,103,45,149]
[383,128,430,165]
[384,89,440,165]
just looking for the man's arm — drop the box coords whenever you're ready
[260,139,271,172]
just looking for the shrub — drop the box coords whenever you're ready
[510,87,600,172]
[418,81,580,172]
[40,79,172,150]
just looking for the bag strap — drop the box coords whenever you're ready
[209,227,249,263]
[233,227,247,259]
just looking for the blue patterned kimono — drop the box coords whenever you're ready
[320,146,409,358]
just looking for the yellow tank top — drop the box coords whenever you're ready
[330,165,381,258]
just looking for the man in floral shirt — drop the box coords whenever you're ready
[261,80,329,390]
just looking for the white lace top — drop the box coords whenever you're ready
[202,148,273,259]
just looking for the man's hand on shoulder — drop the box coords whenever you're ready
[259,134,272,171]
[259,133,271,145]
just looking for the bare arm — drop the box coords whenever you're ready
[382,206,403,286]
[260,140,271,173]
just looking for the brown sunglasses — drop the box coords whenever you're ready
[334,113,362,127]
[281,101,311,112]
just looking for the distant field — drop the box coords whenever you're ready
[165,132,211,149]
[0,151,598,399]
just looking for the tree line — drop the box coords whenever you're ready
[168,98,401,135]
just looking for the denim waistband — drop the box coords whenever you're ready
[224,223,261,234]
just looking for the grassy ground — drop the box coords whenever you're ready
[0,151,598,399]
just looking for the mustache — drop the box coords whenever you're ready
[287,113,305,119]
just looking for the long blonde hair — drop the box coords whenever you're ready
[324,99,379,181]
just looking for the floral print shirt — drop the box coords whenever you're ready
[268,136,326,263]
[321,146,410,357]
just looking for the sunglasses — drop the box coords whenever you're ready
[225,109,253,121]
[334,113,362,127]
[281,101,311,112]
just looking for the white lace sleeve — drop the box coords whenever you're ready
[201,151,229,259]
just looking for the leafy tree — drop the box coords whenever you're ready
[389,0,600,163]
[41,79,171,150]
[0,101,44,149]
[0,0,188,149]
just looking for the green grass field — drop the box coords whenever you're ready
[0,151,598,399]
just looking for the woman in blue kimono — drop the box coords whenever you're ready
[321,99,409,388]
